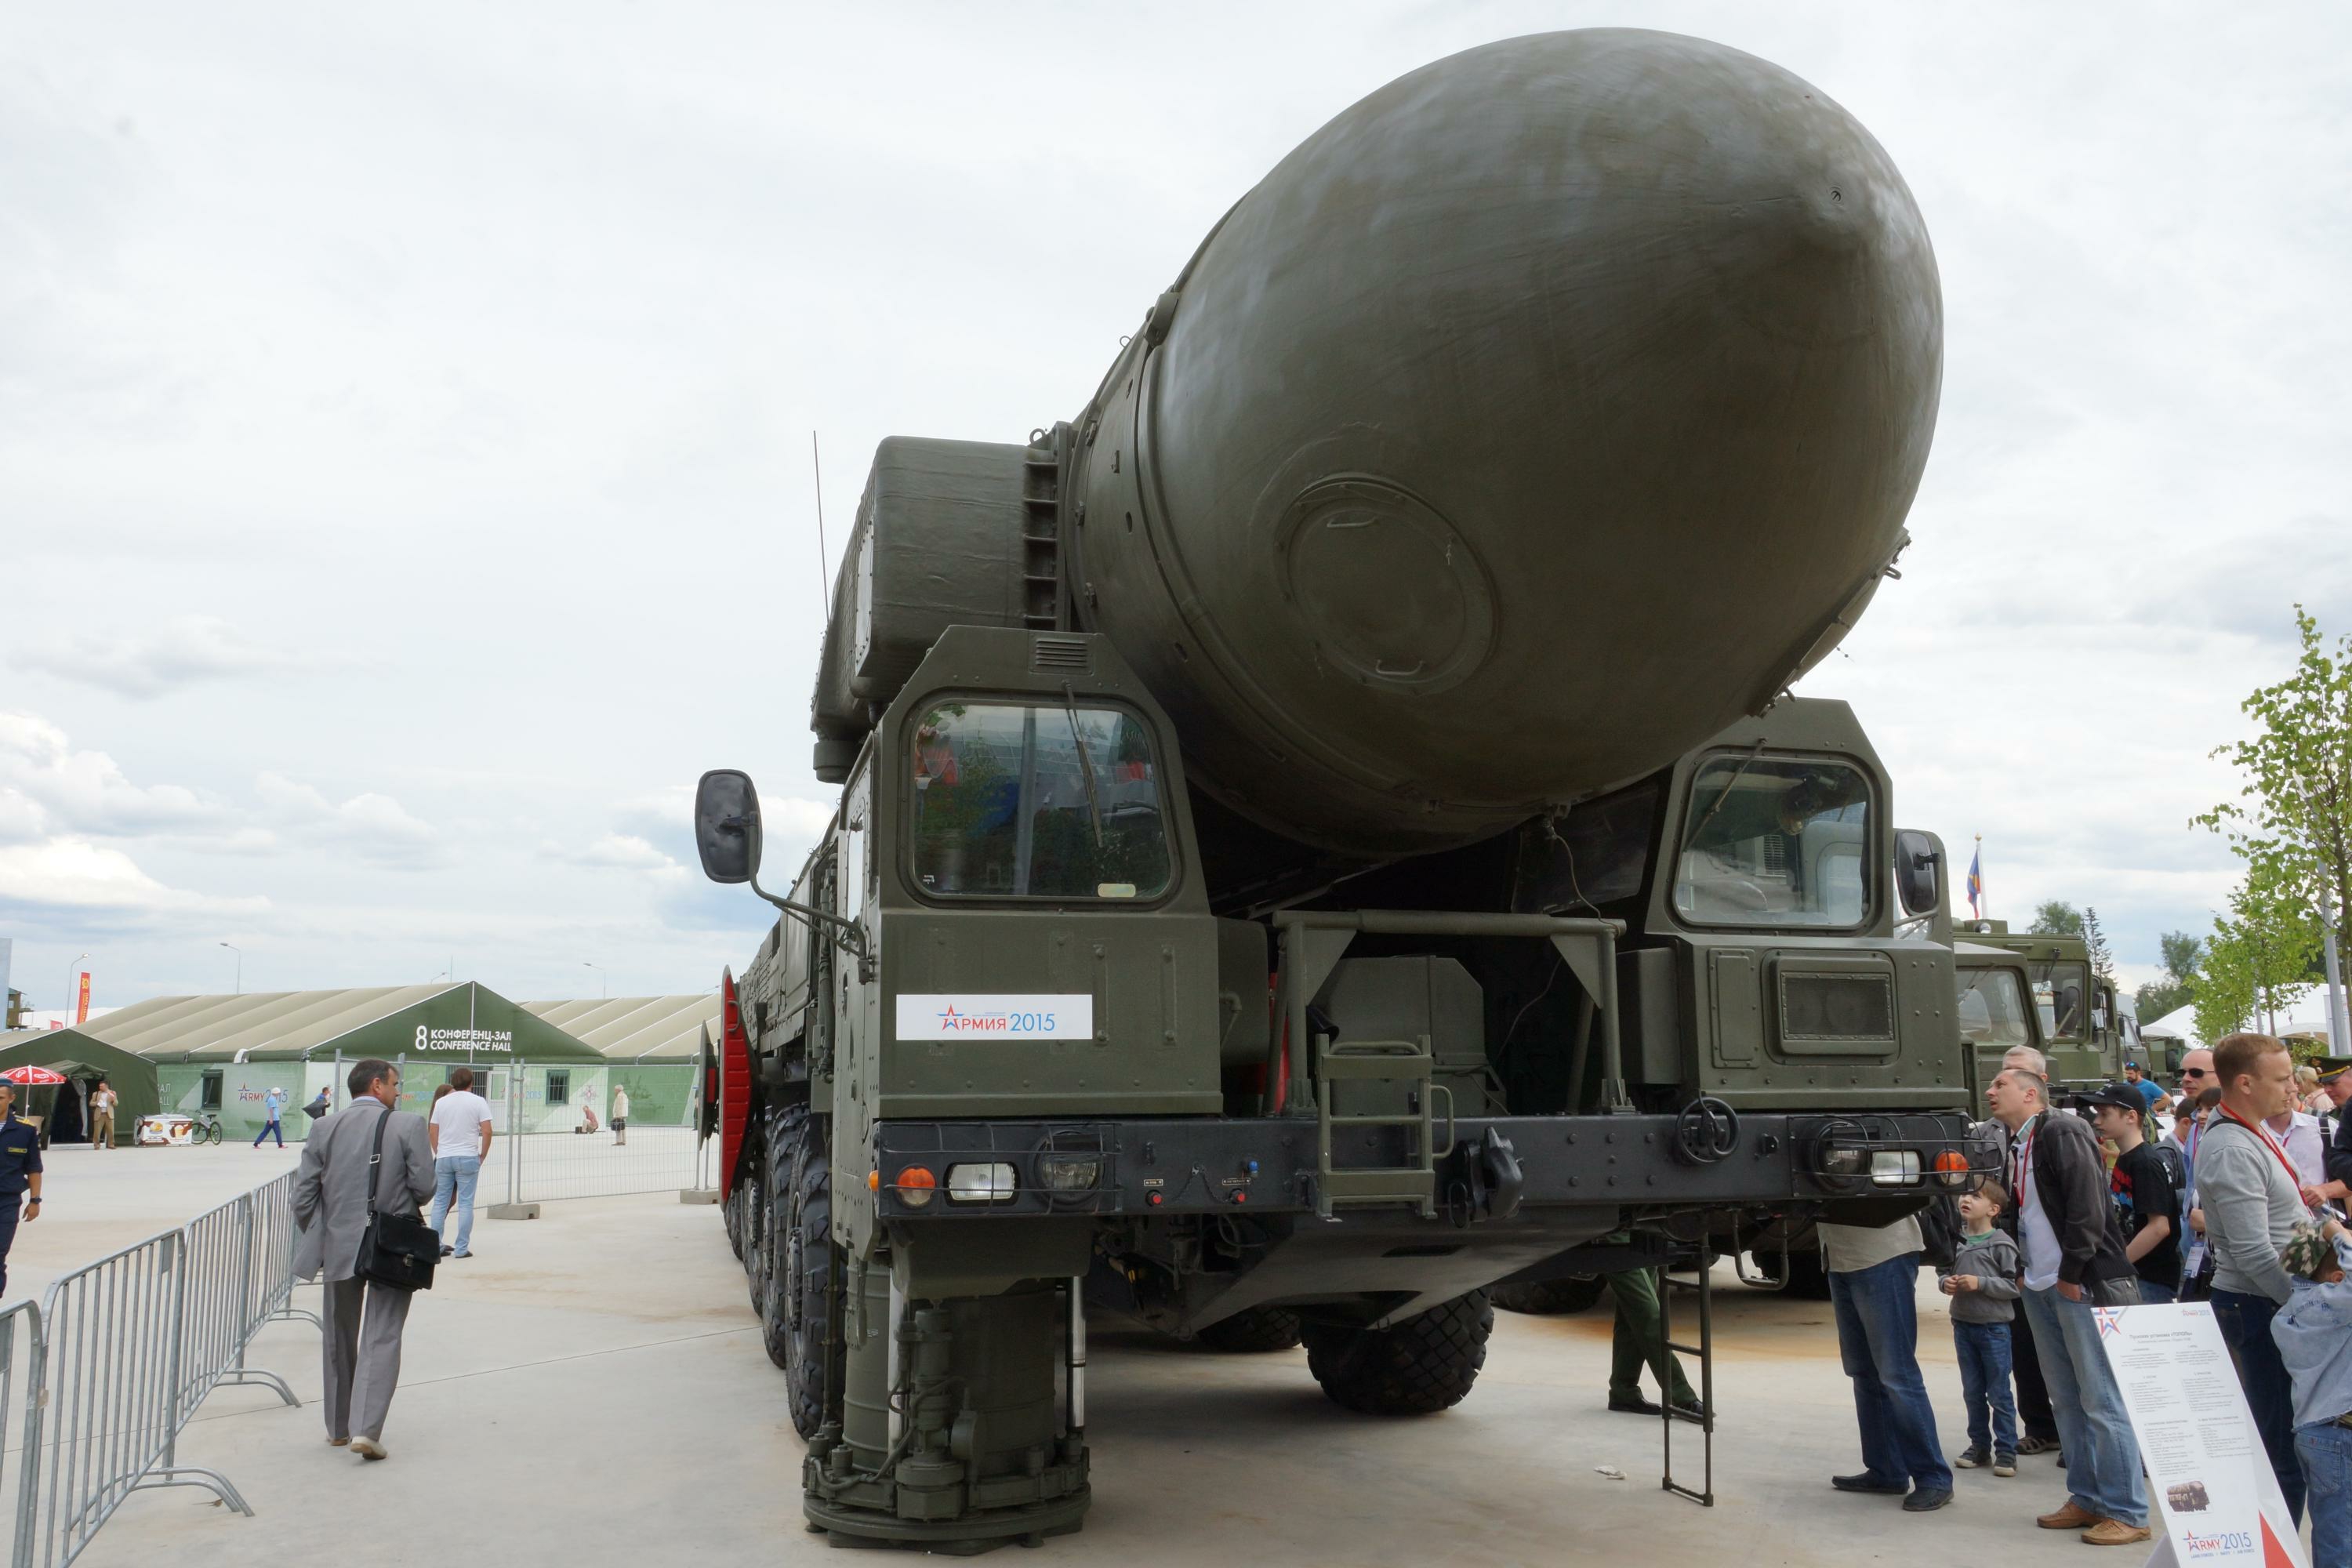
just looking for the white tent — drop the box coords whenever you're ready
[2140,1004,2201,1051]
[2143,996,2349,1051]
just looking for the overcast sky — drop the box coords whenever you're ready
[3,2,2347,1011]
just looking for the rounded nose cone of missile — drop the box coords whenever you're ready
[1081,28,1942,858]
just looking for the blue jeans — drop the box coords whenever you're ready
[2298,1419,2350,1568]
[1952,1319,2017,1457]
[2211,1288,2303,1524]
[429,1156,481,1254]
[252,1118,281,1148]
[1828,1254,1950,1492]
[2020,1284,2148,1527]
[2134,1277,2176,1305]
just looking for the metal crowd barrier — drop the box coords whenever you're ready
[8,1172,318,1568]
[503,1124,705,1204]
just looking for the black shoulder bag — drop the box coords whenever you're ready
[354,1106,437,1292]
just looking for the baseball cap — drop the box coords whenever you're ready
[2069,1082,2146,1116]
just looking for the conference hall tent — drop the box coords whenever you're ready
[524,995,721,1127]
[0,1026,161,1145]
[29,983,607,1142]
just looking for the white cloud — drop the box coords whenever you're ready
[561,833,681,873]
[0,710,228,840]
[0,838,267,919]
[255,771,439,862]
[14,615,300,699]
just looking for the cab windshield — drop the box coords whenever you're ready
[2031,960,2092,1042]
[908,700,1171,901]
[1955,966,2033,1050]
[1673,755,1871,928]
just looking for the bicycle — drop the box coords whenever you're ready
[191,1113,225,1146]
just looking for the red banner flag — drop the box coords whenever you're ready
[75,972,90,1025]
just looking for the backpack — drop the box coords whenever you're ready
[1917,1192,1965,1270]
[2150,1142,2187,1204]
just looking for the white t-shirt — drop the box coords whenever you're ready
[612,1088,630,1120]
[2012,1116,2063,1290]
[430,1091,492,1163]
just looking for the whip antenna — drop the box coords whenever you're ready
[810,430,832,618]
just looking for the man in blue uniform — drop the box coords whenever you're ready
[0,1082,45,1298]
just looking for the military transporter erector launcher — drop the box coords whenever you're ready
[688,30,1991,1553]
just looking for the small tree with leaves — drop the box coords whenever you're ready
[2082,906,2115,982]
[2030,900,2084,938]
[2134,931,2204,1024]
[2194,604,2352,988]
[2194,877,2320,1040]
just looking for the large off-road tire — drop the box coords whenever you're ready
[1193,1306,1305,1353]
[759,1107,808,1372]
[741,1115,770,1313]
[722,1166,746,1260]
[1302,1291,1493,1415]
[759,1106,841,1438]
[1490,1274,1610,1316]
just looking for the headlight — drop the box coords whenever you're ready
[1870,1150,1922,1187]
[1820,1142,1866,1176]
[946,1162,1018,1203]
[1038,1156,1102,1192]
[1933,1150,1973,1189]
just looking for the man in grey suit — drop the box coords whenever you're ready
[294,1058,434,1460]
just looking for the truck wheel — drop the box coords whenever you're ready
[722,1172,746,1260]
[759,1107,808,1372]
[1301,1291,1492,1415]
[1193,1306,1304,1353]
[1490,1275,1608,1316]
[780,1112,842,1438]
[742,1119,771,1313]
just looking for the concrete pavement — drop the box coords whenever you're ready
[53,1167,2220,1568]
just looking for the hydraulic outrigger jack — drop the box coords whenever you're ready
[803,1272,1091,1554]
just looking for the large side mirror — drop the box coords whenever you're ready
[695,769,764,884]
[1893,828,1940,918]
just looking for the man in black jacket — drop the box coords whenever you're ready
[1984,1066,2150,1548]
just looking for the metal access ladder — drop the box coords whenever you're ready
[1312,1033,1450,1218]
[1658,1252,1717,1506]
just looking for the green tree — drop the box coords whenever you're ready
[2133,930,2204,1024]
[2082,906,2115,982]
[2194,879,2320,1041]
[2030,900,2083,937]
[2194,605,2352,989]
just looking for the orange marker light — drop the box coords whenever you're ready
[868,1171,881,1192]
[895,1167,938,1208]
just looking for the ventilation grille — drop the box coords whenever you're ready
[1032,636,1091,672]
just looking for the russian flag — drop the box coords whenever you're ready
[1965,843,1984,918]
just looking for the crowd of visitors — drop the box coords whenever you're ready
[1823,1034,2350,1552]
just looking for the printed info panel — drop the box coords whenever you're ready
[2095,1301,2307,1568]
[894,994,1095,1041]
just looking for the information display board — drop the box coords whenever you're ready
[2095,1301,2308,1567]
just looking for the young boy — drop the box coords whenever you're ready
[2079,1082,2184,1304]
[1937,1180,2023,1476]
[2272,1219,2352,1566]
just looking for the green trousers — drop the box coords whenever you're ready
[1608,1267,1698,1404]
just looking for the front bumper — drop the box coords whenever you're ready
[869,1109,1991,1221]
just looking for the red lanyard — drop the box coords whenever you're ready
[2214,1104,2305,1192]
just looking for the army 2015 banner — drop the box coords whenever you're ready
[893,995,1094,1041]
[2094,1301,2307,1567]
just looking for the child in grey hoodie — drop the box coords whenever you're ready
[1938,1181,2024,1475]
